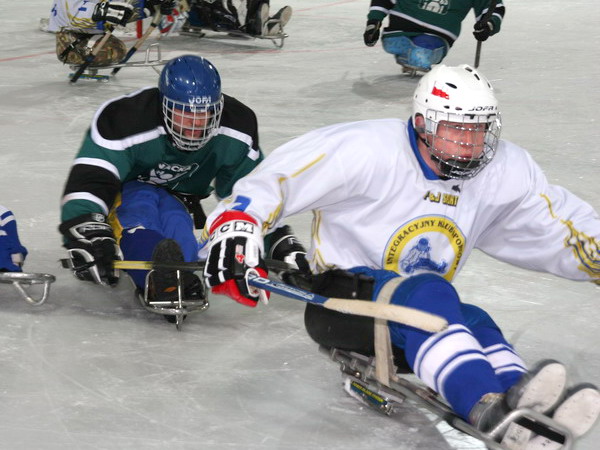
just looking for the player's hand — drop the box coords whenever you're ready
[268,225,310,273]
[59,213,120,286]
[92,1,134,26]
[147,0,176,16]
[363,19,382,47]
[204,211,269,307]
[473,19,494,42]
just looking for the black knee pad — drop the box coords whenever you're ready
[304,269,411,372]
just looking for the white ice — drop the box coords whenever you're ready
[0,0,598,448]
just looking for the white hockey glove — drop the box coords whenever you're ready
[59,213,121,286]
[92,1,134,26]
[204,211,269,307]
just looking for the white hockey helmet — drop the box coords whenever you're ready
[412,64,502,179]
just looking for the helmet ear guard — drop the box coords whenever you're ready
[412,64,502,179]
[158,55,224,151]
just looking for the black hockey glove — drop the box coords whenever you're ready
[363,19,382,47]
[147,0,176,16]
[473,19,494,42]
[59,213,120,286]
[92,1,134,26]
[204,211,269,307]
[267,225,310,274]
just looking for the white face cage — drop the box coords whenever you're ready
[162,96,224,151]
[423,110,502,179]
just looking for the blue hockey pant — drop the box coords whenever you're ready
[111,181,199,289]
[350,267,527,421]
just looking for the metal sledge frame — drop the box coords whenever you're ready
[0,272,56,306]
[324,347,576,450]
[138,267,209,331]
[68,42,167,82]
[179,24,288,49]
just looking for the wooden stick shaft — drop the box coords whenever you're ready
[70,27,114,83]
[112,260,448,332]
[112,11,162,75]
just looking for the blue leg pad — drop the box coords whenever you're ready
[120,228,165,289]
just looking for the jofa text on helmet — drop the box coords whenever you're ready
[188,96,214,105]
[468,106,497,111]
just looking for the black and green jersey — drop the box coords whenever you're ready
[367,0,505,46]
[61,87,263,221]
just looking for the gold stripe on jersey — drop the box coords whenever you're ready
[291,154,326,178]
[541,194,600,280]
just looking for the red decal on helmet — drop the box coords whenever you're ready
[432,86,450,100]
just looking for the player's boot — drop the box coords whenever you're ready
[140,239,206,323]
[500,360,567,448]
[469,392,508,432]
[526,384,600,449]
[264,6,292,36]
[253,2,270,36]
[469,360,567,433]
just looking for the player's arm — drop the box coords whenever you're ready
[473,0,506,42]
[363,0,392,47]
[60,133,126,286]
[0,206,28,272]
[476,149,599,283]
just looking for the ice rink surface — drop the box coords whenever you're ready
[0,0,599,448]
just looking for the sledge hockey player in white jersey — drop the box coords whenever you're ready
[200,64,600,446]
[48,0,174,66]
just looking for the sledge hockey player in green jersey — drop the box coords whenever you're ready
[48,0,174,66]
[59,54,307,323]
[363,0,505,73]
[200,64,600,447]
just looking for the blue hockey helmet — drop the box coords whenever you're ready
[159,55,224,151]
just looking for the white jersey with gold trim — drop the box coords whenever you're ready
[48,0,104,34]
[201,119,600,283]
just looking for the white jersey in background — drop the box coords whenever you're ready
[201,118,600,284]
[48,0,104,34]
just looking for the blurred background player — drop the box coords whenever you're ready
[59,54,306,321]
[0,205,28,273]
[200,64,600,445]
[183,0,292,37]
[47,0,174,66]
[363,0,505,73]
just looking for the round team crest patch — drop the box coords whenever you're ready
[383,216,465,280]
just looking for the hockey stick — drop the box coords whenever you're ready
[474,0,498,68]
[111,10,162,75]
[112,260,448,332]
[70,24,116,83]
[245,273,448,332]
